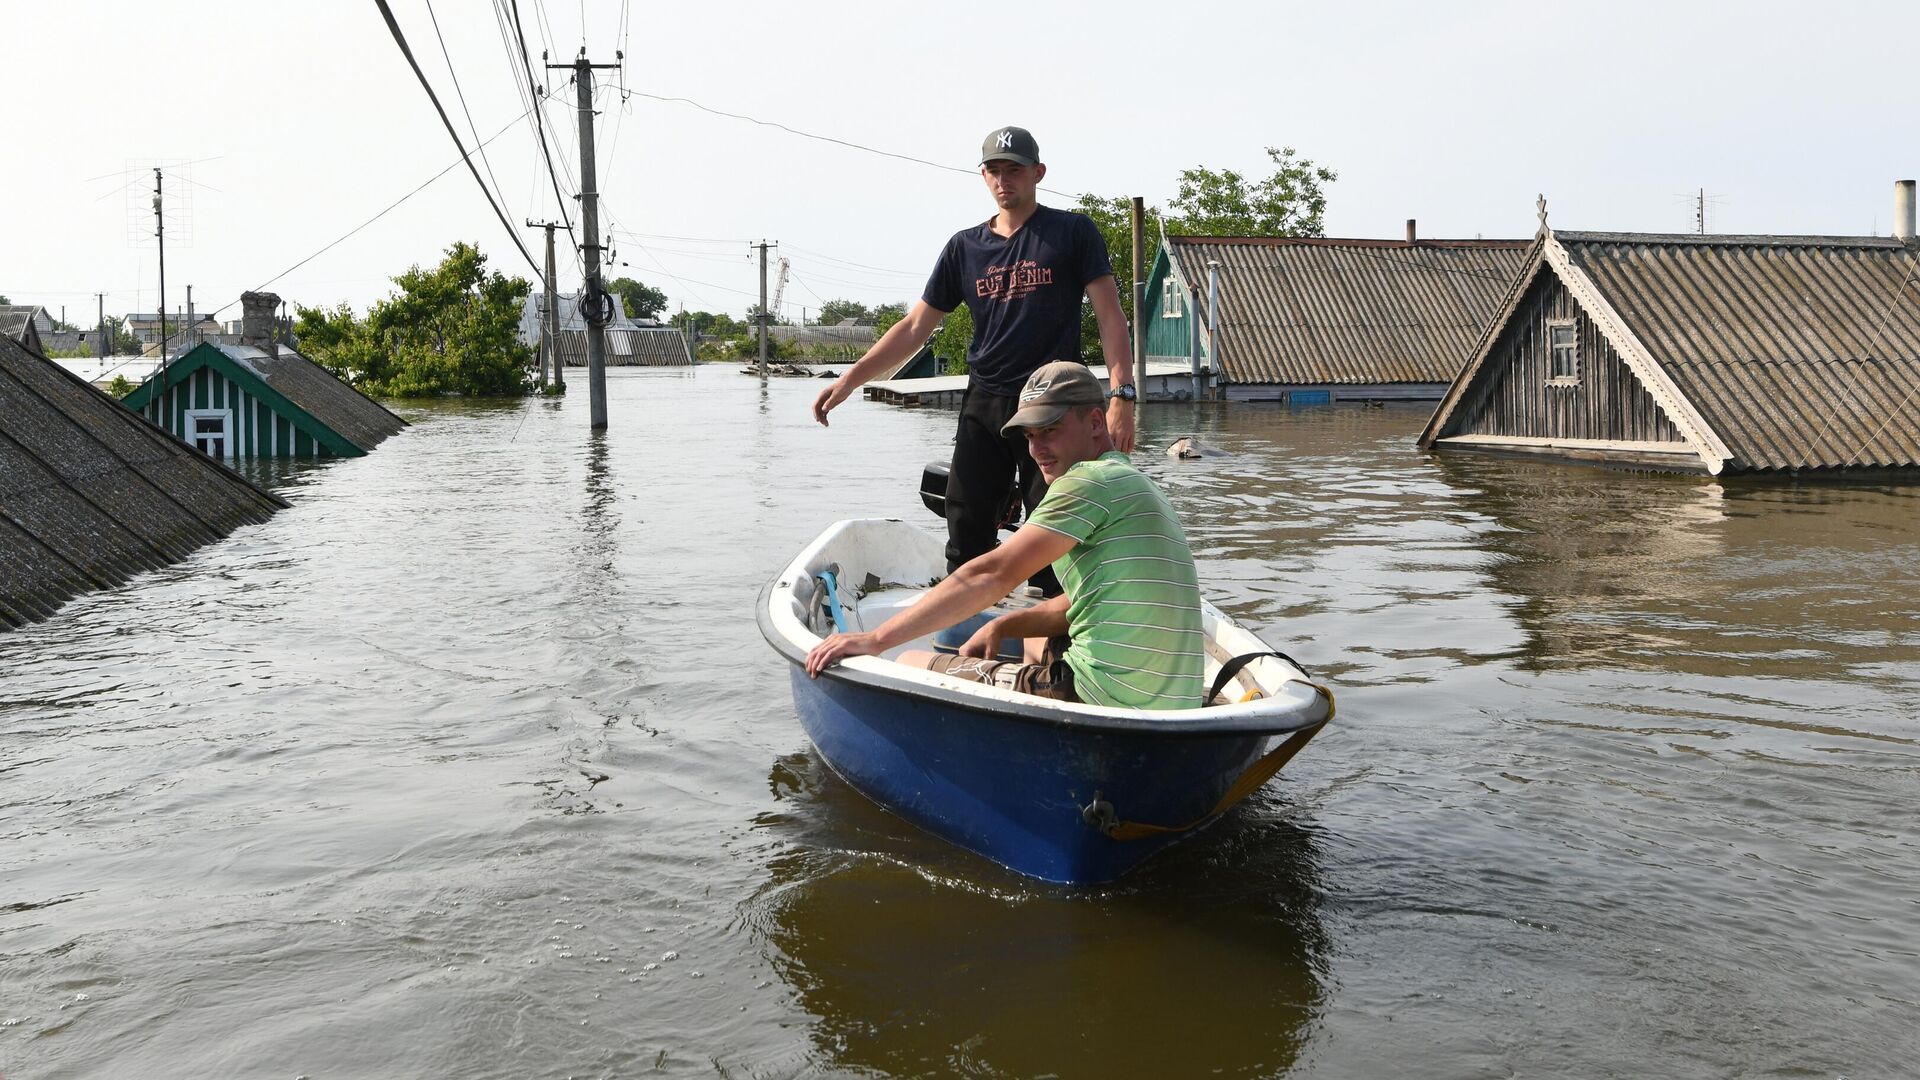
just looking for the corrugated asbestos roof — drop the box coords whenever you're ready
[210,344,408,452]
[553,327,693,367]
[1166,236,1529,384]
[1,306,47,351]
[1559,232,1920,470]
[0,335,285,629]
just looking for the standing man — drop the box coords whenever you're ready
[811,126,1137,583]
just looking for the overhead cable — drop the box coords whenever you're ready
[372,0,540,274]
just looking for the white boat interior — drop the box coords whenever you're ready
[763,518,1331,729]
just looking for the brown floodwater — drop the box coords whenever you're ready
[2,367,1915,1078]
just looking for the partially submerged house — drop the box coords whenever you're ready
[0,333,285,629]
[520,293,693,367]
[122,292,406,460]
[0,305,54,354]
[1420,187,1920,475]
[1142,229,1529,402]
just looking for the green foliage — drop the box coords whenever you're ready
[295,242,532,397]
[106,374,134,398]
[931,304,973,375]
[872,303,907,336]
[99,316,141,354]
[671,310,749,340]
[816,299,871,325]
[1169,146,1336,237]
[1071,146,1336,356]
[604,276,668,321]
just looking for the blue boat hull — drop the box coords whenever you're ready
[762,518,1332,885]
[789,667,1276,884]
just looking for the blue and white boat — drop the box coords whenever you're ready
[759,518,1335,884]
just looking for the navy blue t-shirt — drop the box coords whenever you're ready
[922,205,1113,395]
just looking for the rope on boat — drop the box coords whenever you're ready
[817,569,849,633]
[1085,680,1337,842]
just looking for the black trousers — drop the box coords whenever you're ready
[944,387,1061,595]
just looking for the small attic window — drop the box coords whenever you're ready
[1547,320,1579,385]
[1162,278,1183,317]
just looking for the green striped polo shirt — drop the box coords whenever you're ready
[1025,451,1205,709]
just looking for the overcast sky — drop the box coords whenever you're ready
[6,1,1916,328]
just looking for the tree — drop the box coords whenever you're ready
[1169,146,1336,237]
[872,302,907,336]
[604,276,667,322]
[930,304,972,376]
[98,315,141,354]
[295,242,532,397]
[816,298,871,325]
[1072,146,1336,357]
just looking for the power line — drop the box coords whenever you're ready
[85,110,534,382]
[373,0,540,274]
[624,89,1079,200]
[781,242,923,278]
[504,0,577,244]
[424,0,512,225]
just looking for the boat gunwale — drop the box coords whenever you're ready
[758,520,1333,739]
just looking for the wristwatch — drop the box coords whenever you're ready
[1106,383,1137,402]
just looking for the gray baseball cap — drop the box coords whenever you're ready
[980,125,1040,167]
[1001,361,1105,435]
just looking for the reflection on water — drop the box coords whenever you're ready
[749,754,1328,1079]
[2,375,1915,1078]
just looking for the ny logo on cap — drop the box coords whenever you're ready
[997,131,1014,149]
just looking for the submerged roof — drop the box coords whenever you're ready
[1163,235,1529,385]
[1560,231,1920,469]
[126,343,408,454]
[1424,229,1920,472]
[552,327,693,366]
[0,335,285,629]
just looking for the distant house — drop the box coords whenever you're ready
[0,305,53,354]
[769,320,877,353]
[0,333,284,629]
[125,310,225,354]
[121,291,406,460]
[1420,199,1920,474]
[1142,230,1529,402]
[520,293,692,367]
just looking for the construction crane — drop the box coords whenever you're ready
[771,257,791,323]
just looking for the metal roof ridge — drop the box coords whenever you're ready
[1167,235,1530,249]
[1556,230,1908,248]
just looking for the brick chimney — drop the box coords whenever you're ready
[241,291,281,356]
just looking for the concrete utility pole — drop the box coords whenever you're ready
[752,240,775,379]
[548,49,623,429]
[186,285,194,350]
[1130,197,1145,381]
[154,168,169,369]
[96,294,105,361]
[527,218,562,390]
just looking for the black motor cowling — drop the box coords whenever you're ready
[919,461,949,518]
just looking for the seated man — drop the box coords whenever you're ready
[804,361,1205,710]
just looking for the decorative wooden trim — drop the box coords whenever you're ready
[1538,233,1733,474]
[1545,317,1580,385]
[1436,434,1695,453]
[1417,233,1552,448]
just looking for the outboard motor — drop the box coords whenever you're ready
[919,461,1023,529]
[919,461,950,518]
